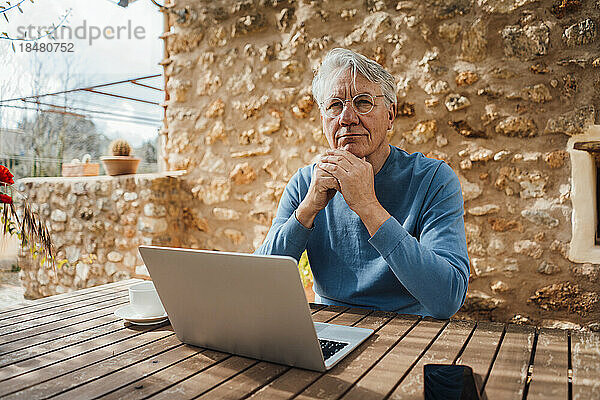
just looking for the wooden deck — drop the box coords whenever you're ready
[0,279,598,399]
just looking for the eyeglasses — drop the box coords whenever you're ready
[321,93,385,118]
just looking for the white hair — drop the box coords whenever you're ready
[312,48,397,109]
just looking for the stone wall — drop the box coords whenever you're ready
[158,0,599,328]
[16,172,191,298]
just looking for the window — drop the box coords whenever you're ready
[569,125,600,263]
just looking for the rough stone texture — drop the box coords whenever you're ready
[544,106,596,136]
[521,209,559,228]
[402,120,437,144]
[537,261,560,275]
[501,22,550,60]
[461,290,505,312]
[479,0,538,13]
[468,204,500,216]
[17,173,189,298]
[514,240,543,259]
[461,18,488,62]
[445,93,471,111]
[563,18,597,47]
[544,150,569,168]
[529,282,598,316]
[16,0,600,327]
[496,116,537,137]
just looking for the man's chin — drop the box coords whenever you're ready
[338,143,365,157]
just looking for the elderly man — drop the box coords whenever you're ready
[256,48,469,319]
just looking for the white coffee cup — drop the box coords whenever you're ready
[128,281,166,318]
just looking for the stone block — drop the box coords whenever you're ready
[461,19,487,62]
[478,0,537,13]
[402,120,437,144]
[544,106,595,136]
[223,228,245,245]
[521,209,559,228]
[495,116,537,137]
[537,261,560,275]
[51,210,67,222]
[501,22,550,60]
[445,93,471,112]
[563,18,596,47]
[144,203,167,218]
[138,217,168,234]
[461,290,504,312]
[457,174,482,201]
[514,240,543,258]
[213,208,241,221]
[104,262,118,276]
[490,280,509,293]
[468,204,500,216]
[229,163,257,185]
[455,71,478,86]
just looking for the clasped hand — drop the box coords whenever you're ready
[314,149,378,215]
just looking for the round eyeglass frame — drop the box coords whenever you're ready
[321,93,386,118]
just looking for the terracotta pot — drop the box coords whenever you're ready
[100,156,141,176]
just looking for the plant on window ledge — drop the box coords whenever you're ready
[1,165,55,267]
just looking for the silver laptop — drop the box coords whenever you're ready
[138,245,374,371]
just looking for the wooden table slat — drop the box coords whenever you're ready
[0,295,129,342]
[0,304,128,355]
[50,339,194,400]
[0,319,126,368]
[204,308,387,400]
[340,319,446,400]
[527,328,568,400]
[454,320,504,395]
[0,279,137,315]
[0,293,129,336]
[0,326,173,394]
[85,304,337,400]
[482,324,534,399]
[150,356,259,400]
[1,281,598,400]
[100,350,232,400]
[145,306,369,400]
[286,313,416,400]
[3,330,178,400]
[571,330,600,399]
[0,288,128,326]
[388,319,476,399]
[0,282,132,322]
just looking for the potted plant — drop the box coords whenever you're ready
[100,139,141,176]
[61,154,100,177]
[1,165,55,267]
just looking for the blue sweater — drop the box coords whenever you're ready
[255,146,469,319]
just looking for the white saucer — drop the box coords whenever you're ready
[114,304,168,325]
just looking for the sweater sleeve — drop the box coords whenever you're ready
[368,162,470,319]
[254,169,313,261]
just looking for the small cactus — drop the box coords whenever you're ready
[110,139,131,157]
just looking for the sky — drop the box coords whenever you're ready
[0,0,165,147]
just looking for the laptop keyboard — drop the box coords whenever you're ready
[319,339,349,361]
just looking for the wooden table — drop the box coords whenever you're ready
[1,279,598,399]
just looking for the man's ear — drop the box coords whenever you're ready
[387,103,396,130]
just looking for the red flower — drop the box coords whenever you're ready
[0,166,14,185]
[0,194,12,204]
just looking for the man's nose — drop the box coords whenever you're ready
[338,101,359,125]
